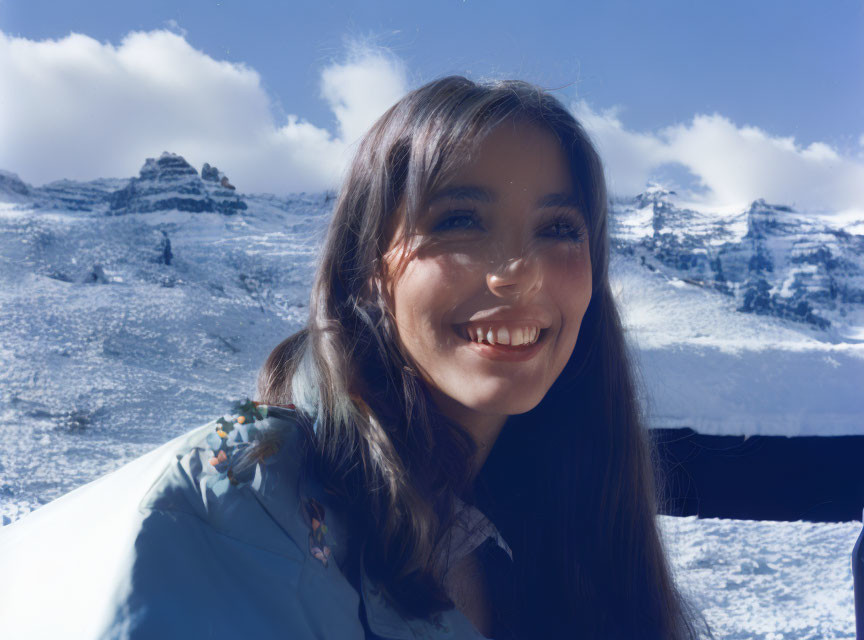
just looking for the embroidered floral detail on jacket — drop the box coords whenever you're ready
[305,497,332,567]
[206,399,267,469]
[203,398,290,495]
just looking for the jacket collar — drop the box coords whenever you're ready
[250,406,514,639]
[358,497,514,640]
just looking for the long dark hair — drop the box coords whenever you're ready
[255,75,707,638]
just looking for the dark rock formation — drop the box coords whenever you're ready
[84,264,109,284]
[158,230,173,266]
[108,152,247,215]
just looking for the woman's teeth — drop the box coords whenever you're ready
[464,325,540,346]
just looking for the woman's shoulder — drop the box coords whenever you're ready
[139,399,316,556]
[0,399,367,640]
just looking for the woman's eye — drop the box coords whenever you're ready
[433,210,482,232]
[541,217,587,243]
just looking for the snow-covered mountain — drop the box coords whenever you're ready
[6,162,863,333]
[613,185,864,335]
[603,185,864,437]
[0,155,862,522]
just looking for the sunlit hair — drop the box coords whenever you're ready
[254,75,708,638]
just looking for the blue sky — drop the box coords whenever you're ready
[4,0,862,149]
[1,0,862,211]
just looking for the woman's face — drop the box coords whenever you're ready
[381,120,593,430]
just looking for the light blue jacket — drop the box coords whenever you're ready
[0,400,513,639]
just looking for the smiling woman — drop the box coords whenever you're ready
[248,76,708,638]
[0,76,709,640]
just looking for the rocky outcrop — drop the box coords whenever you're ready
[108,153,247,215]
[200,162,244,213]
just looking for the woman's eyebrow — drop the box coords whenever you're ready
[428,185,580,209]
[427,185,494,204]
[537,192,581,210]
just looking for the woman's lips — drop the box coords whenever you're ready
[453,325,548,362]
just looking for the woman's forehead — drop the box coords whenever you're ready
[380,119,575,242]
[427,128,571,203]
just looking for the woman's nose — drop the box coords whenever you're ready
[486,256,542,299]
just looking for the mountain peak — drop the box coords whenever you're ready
[109,152,246,215]
[748,198,795,215]
[631,183,678,208]
[745,199,798,239]
[201,162,235,190]
[138,152,199,182]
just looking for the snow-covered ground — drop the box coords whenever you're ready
[0,195,325,522]
[614,255,864,436]
[661,515,860,639]
[0,159,861,636]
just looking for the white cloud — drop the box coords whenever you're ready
[571,101,667,196]
[320,40,408,146]
[572,101,864,214]
[1,27,860,213]
[0,29,407,194]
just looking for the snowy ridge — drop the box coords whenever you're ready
[613,185,864,336]
[7,164,863,334]
[6,152,248,215]
[606,186,864,436]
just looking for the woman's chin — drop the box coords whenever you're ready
[447,389,543,419]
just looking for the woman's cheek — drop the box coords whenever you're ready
[541,246,592,309]
[439,246,489,273]
[555,240,591,274]
[395,255,470,322]
[412,253,484,301]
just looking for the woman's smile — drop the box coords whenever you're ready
[454,322,550,362]
[455,322,545,346]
